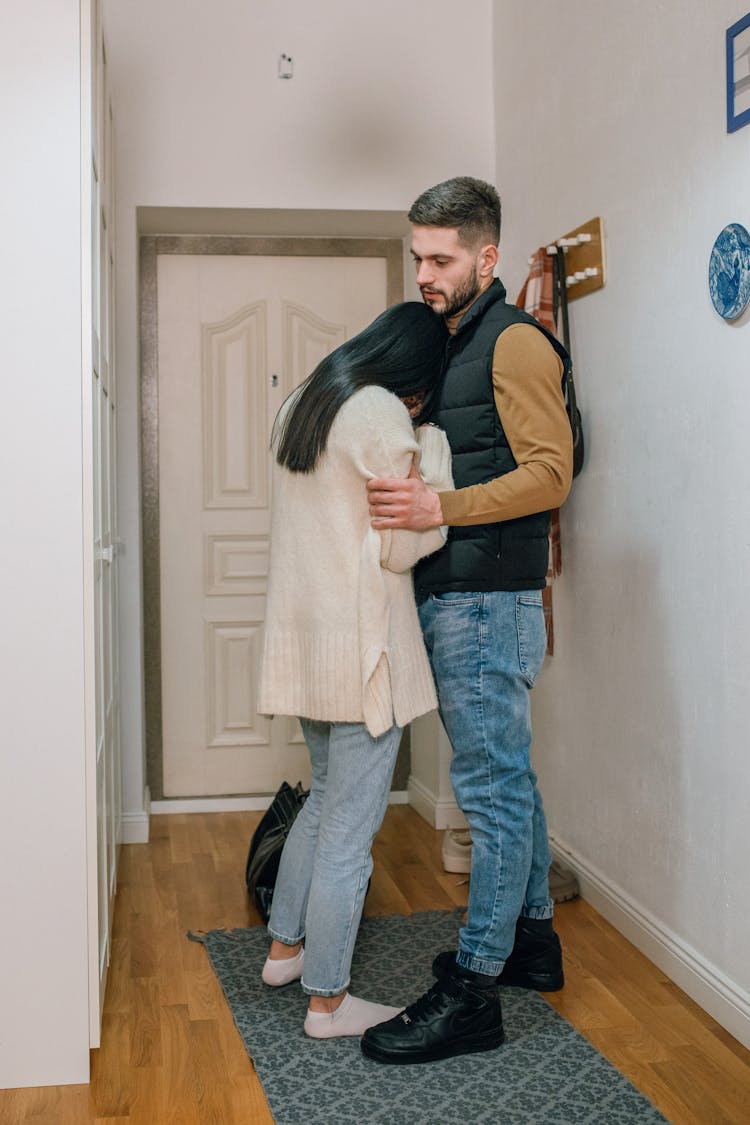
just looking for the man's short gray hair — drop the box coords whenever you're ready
[408,176,501,248]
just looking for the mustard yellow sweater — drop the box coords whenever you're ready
[439,321,573,525]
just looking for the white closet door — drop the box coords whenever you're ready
[86,0,120,1044]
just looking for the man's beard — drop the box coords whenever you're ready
[422,267,481,318]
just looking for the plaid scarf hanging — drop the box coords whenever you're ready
[516,248,563,655]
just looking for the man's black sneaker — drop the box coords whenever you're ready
[360,964,504,1065]
[500,917,564,990]
[432,918,565,993]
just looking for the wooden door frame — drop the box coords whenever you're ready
[140,235,404,800]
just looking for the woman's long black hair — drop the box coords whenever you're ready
[274,302,448,473]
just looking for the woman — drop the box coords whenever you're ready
[257,301,453,1039]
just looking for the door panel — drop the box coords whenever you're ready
[158,254,387,796]
[86,0,120,1043]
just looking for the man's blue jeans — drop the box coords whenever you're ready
[418,589,554,976]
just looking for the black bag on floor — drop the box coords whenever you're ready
[245,781,308,923]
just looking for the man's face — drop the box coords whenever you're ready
[410,226,490,318]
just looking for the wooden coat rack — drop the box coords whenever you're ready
[542,216,606,302]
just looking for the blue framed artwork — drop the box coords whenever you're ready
[727,12,750,132]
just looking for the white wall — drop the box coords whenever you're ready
[493,1,750,1044]
[0,0,91,1087]
[101,0,495,829]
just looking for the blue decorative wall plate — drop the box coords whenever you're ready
[709,223,750,320]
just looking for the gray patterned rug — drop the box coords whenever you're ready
[192,911,669,1125]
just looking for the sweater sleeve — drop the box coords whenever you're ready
[338,387,449,573]
[437,324,573,525]
[380,423,453,573]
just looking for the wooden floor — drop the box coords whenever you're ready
[3,806,749,1123]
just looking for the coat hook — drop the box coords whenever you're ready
[539,217,604,301]
[566,267,599,287]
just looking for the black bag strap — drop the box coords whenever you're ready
[553,252,585,477]
[554,251,570,353]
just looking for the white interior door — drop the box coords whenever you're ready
[158,253,387,797]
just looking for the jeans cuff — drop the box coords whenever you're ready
[301,977,350,998]
[456,950,504,977]
[520,905,554,920]
[267,925,305,945]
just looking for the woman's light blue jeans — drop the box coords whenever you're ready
[267,718,401,997]
[418,589,553,977]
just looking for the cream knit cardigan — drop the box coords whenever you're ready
[258,384,453,737]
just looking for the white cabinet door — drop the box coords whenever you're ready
[86,0,120,1044]
[157,253,387,797]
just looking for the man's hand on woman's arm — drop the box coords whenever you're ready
[367,461,444,531]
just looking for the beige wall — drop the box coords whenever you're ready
[493,0,750,1046]
[102,0,496,832]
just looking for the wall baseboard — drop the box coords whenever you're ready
[388,790,409,805]
[407,777,467,830]
[550,834,750,1051]
[120,810,150,844]
[149,790,410,816]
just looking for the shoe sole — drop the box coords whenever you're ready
[551,888,579,904]
[361,1027,505,1065]
[442,857,472,874]
[499,970,564,992]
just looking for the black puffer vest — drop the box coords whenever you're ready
[415,279,570,596]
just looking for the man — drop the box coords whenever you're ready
[361,176,573,1065]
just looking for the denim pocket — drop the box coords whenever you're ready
[516,593,546,687]
[431,592,482,608]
